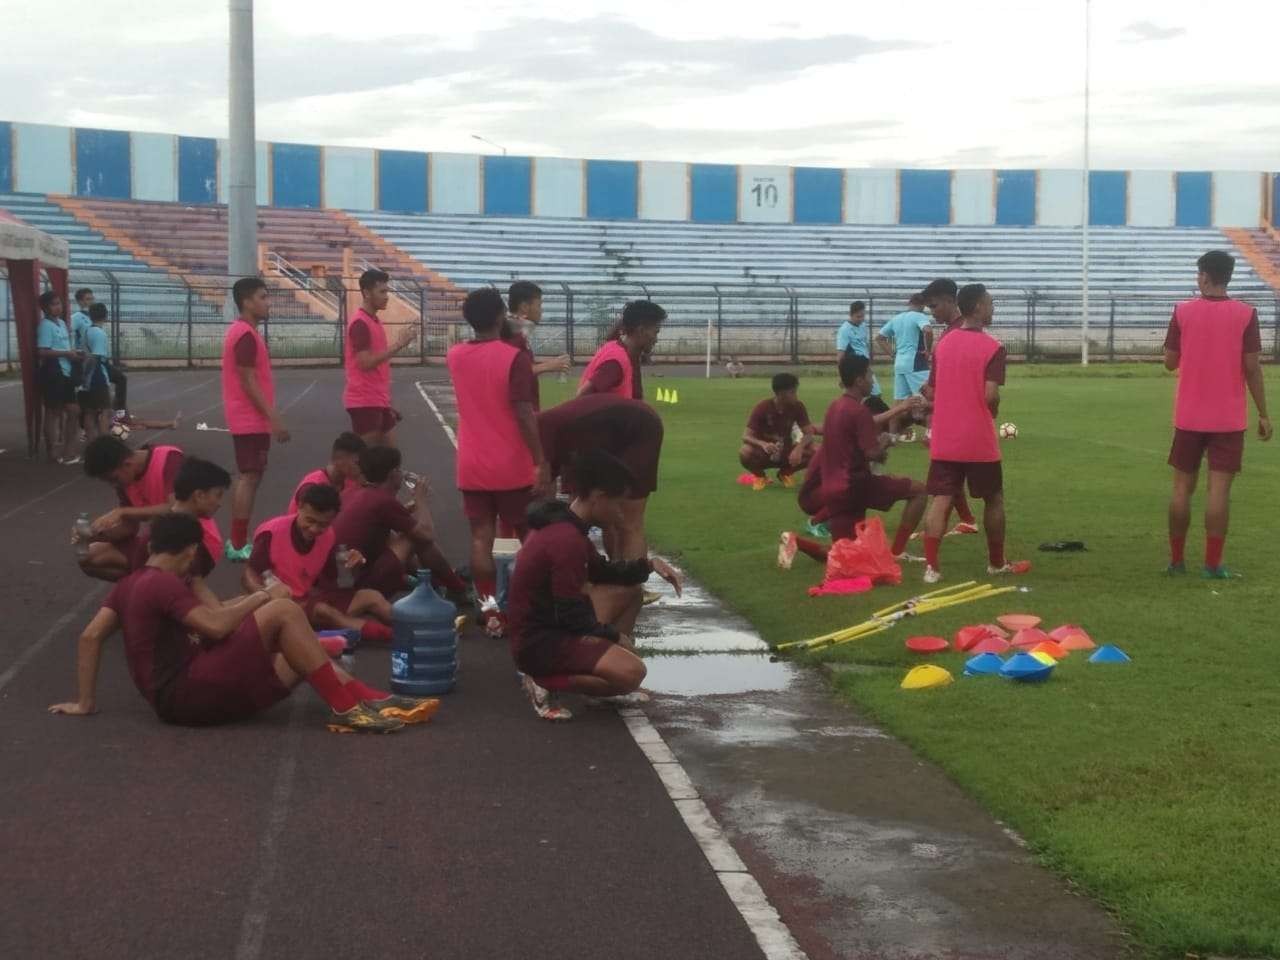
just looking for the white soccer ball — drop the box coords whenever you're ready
[110,421,131,440]
[999,422,1018,439]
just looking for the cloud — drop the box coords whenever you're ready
[1121,21,1186,43]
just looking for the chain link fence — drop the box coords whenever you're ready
[3,270,1278,369]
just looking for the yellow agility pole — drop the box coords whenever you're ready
[871,580,978,619]
[818,585,1017,651]
[780,581,984,652]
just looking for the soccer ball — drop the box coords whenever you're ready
[110,421,131,440]
[999,422,1018,439]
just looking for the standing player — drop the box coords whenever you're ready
[222,277,289,562]
[447,289,549,635]
[289,432,366,513]
[36,290,81,464]
[836,300,884,411]
[920,284,1026,584]
[505,281,571,411]
[876,294,933,439]
[739,373,819,491]
[577,300,665,400]
[1163,250,1271,578]
[344,268,416,447]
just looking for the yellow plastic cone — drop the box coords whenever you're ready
[671,389,679,405]
[657,387,667,403]
[900,664,954,690]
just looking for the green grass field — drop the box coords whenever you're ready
[548,366,1280,959]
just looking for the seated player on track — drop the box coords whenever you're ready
[876,293,933,440]
[288,432,366,513]
[77,436,185,581]
[245,483,394,645]
[1163,249,1272,578]
[507,451,683,722]
[577,300,665,401]
[48,513,435,732]
[332,445,470,605]
[538,393,664,561]
[778,354,926,569]
[739,373,819,491]
[920,284,1027,584]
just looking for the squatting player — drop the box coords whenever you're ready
[739,373,819,491]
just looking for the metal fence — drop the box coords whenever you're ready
[3,270,1278,368]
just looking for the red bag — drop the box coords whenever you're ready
[823,518,902,586]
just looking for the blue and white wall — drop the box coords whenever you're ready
[0,121,1275,229]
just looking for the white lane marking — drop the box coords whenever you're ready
[233,697,304,960]
[414,378,807,960]
[0,586,107,694]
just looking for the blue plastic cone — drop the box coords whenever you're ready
[963,652,1005,676]
[999,651,1054,683]
[1088,645,1131,664]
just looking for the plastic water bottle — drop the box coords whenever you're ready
[390,571,458,696]
[335,543,355,589]
[74,513,92,560]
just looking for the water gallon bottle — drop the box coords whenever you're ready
[390,570,458,696]
[74,512,92,560]
[335,544,355,589]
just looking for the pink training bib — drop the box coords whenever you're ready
[446,340,536,491]
[123,445,182,508]
[1172,297,1256,433]
[254,514,336,600]
[221,318,275,435]
[578,339,634,398]
[930,330,1002,463]
[343,308,391,410]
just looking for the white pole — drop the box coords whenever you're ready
[1081,0,1091,366]
[228,0,258,297]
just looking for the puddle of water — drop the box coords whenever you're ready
[644,653,796,697]
[634,570,769,653]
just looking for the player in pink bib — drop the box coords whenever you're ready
[577,300,666,401]
[447,288,550,637]
[921,284,1026,584]
[344,269,416,446]
[221,278,289,563]
[288,432,366,514]
[1163,250,1272,578]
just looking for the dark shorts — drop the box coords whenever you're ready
[828,474,917,540]
[303,587,357,622]
[347,406,400,435]
[515,633,616,678]
[1168,429,1244,475]
[78,384,111,411]
[926,460,1003,499]
[461,488,533,527]
[232,433,271,473]
[864,396,890,416]
[40,370,77,408]
[358,550,407,596]
[156,617,291,725]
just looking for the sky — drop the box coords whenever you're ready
[3,0,1277,170]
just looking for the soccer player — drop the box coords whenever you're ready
[332,445,469,604]
[344,268,415,446]
[78,435,185,581]
[505,280,571,411]
[777,354,925,568]
[447,288,549,633]
[48,513,433,731]
[577,300,665,400]
[920,278,980,536]
[507,451,683,721]
[77,303,114,441]
[739,373,819,491]
[222,277,289,562]
[289,432,366,513]
[72,289,129,416]
[70,288,94,353]
[920,284,1025,584]
[836,300,884,412]
[876,293,933,438]
[245,484,394,644]
[36,290,81,464]
[1163,250,1272,577]
[538,393,664,561]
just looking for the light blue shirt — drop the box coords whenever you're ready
[836,319,881,397]
[85,324,110,359]
[70,310,93,352]
[879,310,932,373]
[37,316,72,375]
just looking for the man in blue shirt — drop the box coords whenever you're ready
[36,290,82,463]
[835,301,883,407]
[79,303,115,439]
[70,288,95,352]
[877,293,934,437]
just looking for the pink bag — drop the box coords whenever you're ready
[824,518,902,586]
[807,576,874,597]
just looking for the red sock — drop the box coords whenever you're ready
[1169,536,1186,566]
[1205,535,1225,569]
[231,518,249,549]
[436,567,468,594]
[987,535,1005,569]
[795,536,828,562]
[891,524,913,555]
[924,536,941,570]
[475,576,497,602]
[953,496,975,524]
[343,677,391,702]
[359,620,393,645]
[533,674,575,691]
[306,662,359,713]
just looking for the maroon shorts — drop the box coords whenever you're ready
[303,587,357,622]
[926,460,1003,499]
[461,488,533,528]
[232,433,270,473]
[515,633,616,678]
[156,617,290,725]
[797,468,824,517]
[827,474,917,540]
[358,550,407,596]
[1168,429,1244,474]
[347,407,400,435]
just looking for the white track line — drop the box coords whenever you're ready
[413,378,806,960]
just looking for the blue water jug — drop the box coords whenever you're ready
[390,570,458,695]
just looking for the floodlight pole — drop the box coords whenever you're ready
[228,0,259,303]
[1080,0,1091,366]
